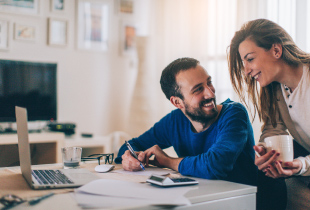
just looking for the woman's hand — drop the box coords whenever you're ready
[254,145,280,170]
[264,159,302,178]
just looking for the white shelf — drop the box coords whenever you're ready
[65,134,113,155]
[0,131,128,166]
[0,132,65,165]
[0,132,64,144]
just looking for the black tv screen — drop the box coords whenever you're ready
[0,60,57,122]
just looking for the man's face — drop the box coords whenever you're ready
[176,65,218,124]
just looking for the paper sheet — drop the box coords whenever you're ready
[74,179,192,208]
[72,192,190,209]
[113,167,173,176]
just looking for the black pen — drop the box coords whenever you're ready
[125,141,145,170]
[28,193,54,205]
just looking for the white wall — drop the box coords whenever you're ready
[0,0,266,141]
[2,0,306,142]
[0,0,139,136]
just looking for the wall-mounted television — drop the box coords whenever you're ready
[0,60,57,122]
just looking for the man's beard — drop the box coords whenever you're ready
[184,98,219,124]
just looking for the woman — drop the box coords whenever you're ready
[228,19,310,210]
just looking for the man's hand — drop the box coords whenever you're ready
[264,159,303,178]
[144,145,182,171]
[121,150,145,171]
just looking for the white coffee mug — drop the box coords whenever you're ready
[258,135,294,163]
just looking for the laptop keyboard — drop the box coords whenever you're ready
[32,170,74,185]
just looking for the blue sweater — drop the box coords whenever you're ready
[116,99,257,186]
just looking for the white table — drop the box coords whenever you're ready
[12,179,256,210]
[1,163,256,210]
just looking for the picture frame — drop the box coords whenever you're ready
[48,18,68,47]
[50,0,65,13]
[14,23,36,42]
[0,20,9,50]
[0,0,39,15]
[120,20,136,56]
[119,0,134,14]
[77,0,110,52]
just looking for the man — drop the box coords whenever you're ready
[115,57,257,186]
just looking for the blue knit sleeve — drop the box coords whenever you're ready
[115,110,177,163]
[178,104,251,179]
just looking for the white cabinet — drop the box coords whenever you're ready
[0,131,130,167]
[0,132,65,167]
[64,135,113,157]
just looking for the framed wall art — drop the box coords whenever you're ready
[48,18,68,47]
[77,0,110,52]
[50,0,65,13]
[0,0,39,15]
[120,20,136,56]
[119,0,133,14]
[0,20,9,50]
[14,23,36,42]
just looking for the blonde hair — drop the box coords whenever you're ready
[228,19,310,128]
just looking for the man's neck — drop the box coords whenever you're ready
[190,105,223,133]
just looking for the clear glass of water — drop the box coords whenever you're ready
[61,147,82,169]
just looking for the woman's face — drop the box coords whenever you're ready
[238,39,281,87]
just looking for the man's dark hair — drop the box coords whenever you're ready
[160,57,199,100]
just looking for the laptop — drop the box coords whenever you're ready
[15,106,98,189]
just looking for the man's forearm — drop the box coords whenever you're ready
[165,157,183,171]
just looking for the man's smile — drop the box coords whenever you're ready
[201,99,215,109]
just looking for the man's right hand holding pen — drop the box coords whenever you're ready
[121,150,146,171]
[124,141,145,171]
[121,142,183,172]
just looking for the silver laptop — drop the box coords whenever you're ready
[15,106,98,189]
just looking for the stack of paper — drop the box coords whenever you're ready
[73,179,193,209]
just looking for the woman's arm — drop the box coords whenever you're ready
[259,111,289,142]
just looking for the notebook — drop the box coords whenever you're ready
[15,106,98,189]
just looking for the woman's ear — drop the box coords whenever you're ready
[273,43,283,59]
[170,96,184,109]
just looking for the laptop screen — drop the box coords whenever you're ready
[15,106,33,186]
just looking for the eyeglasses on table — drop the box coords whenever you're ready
[81,153,114,165]
[0,194,25,210]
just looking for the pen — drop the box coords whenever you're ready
[125,141,145,170]
[28,193,54,205]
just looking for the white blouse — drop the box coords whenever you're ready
[281,65,310,176]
